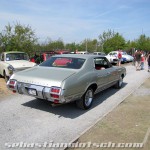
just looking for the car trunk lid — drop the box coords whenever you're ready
[12,66,77,87]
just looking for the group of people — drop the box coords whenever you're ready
[134,50,150,72]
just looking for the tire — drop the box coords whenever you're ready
[114,76,123,89]
[76,88,94,110]
[4,71,9,82]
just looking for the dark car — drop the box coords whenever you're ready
[30,51,56,64]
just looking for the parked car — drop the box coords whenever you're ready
[30,51,56,64]
[7,54,126,109]
[93,52,106,56]
[106,51,134,64]
[106,52,118,64]
[76,51,89,54]
[0,51,36,81]
[121,57,127,64]
[121,51,134,62]
[55,50,70,54]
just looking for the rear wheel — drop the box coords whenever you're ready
[114,76,123,89]
[76,88,94,110]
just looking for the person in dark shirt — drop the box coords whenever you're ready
[134,50,142,71]
[147,52,150,72]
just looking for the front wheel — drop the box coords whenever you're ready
[0,74,3,78]
[114,76,123,89]
[76,88,94,110]
[4,71,9,82]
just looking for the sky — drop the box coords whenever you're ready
[0,0,150,44]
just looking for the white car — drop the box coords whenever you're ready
[76,51,89,54]
[93,52,106,56]
[106,51,134,64]
[106,51,118,64]
[0,51,36,81]
[121,52,134,62]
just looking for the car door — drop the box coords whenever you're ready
[0,53,5,76]
[104,58,119,83]
[94,57,111,92]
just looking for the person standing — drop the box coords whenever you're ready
[134,50,142,71]
[147,52,150,72]
[117,50,122,66]
[140,54,145,70]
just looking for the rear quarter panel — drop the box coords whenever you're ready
[61,58,96,100]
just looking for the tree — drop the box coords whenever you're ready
[79,39,99,52]
[0,23,37,54]
[99,29,115,44]
[99,30,126,53]
[47,38,64,50]
[136,34,150,51]
[65,42,77,52]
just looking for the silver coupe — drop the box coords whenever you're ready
[7,54,126,109]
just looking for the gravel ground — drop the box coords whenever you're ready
[0,64,150,150]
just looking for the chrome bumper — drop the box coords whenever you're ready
[7,81,66,103]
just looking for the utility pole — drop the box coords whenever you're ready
[101,43,104,52]
[95,41,97,51]
[85,39,87,52]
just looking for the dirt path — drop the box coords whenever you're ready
[0,78,12,100]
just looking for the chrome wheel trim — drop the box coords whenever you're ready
[85,89,93,107]
[119,77,123,87]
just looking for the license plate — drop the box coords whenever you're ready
[28,88,37,96]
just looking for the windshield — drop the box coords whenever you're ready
[6,53,29,61]
[110,52,117,55]
[40,57,85,69]
[122,52,127,55]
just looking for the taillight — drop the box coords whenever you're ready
[51,87,60,93]
[9,80,15,88]
[10,80,15,85]
[50,87,61,101]
[50,94,59,99]
[8,80,17,92]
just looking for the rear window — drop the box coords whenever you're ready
[39,57,85,69]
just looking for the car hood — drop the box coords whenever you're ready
[6,60,35,69]
[11,66,77,87]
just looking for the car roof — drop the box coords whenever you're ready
[109,51,118,53]
[3,51,27,54]
[94,52,105,53]
[53,54,105,59]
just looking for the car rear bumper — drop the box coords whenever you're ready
[7,80,66,104]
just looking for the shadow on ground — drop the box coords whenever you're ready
[22,82,127,119]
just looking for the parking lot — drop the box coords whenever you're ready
[0,64,150,150]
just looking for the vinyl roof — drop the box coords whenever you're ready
[53,54,105,59]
